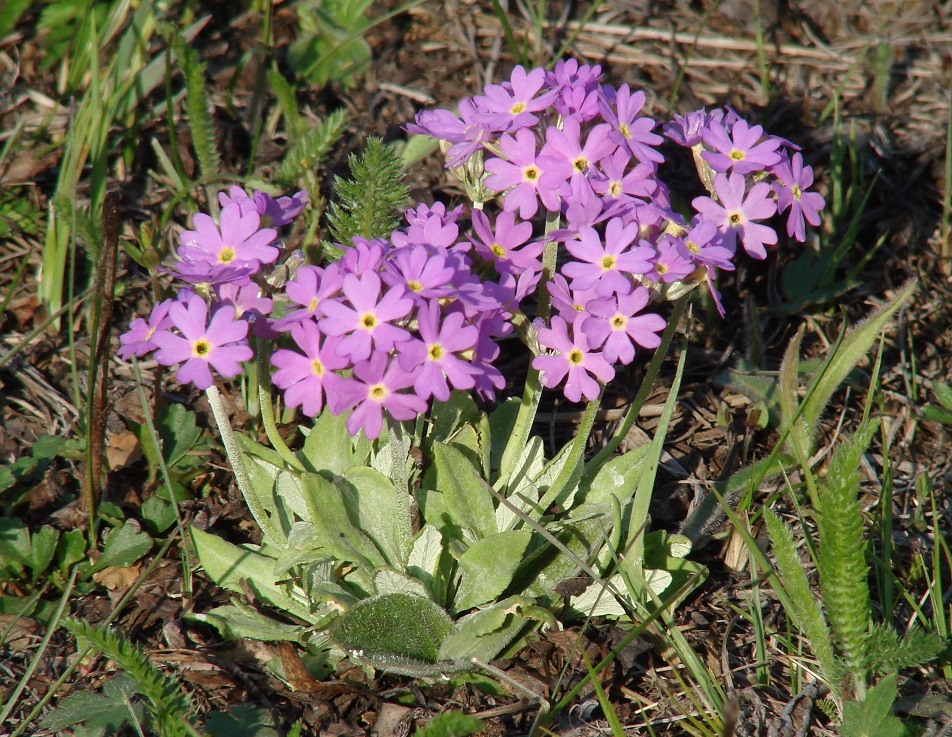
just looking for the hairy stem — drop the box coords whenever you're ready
[206,385,285,545]
[256,340,306,472]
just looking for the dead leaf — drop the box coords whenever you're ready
[106,430,141,470]
[94,563,141,594]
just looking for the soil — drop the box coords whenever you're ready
[1,1,951,735]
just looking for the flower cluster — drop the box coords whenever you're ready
[408,60,825,399]
[121,59,825,439]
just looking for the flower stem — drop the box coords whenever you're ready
[583,293,691,481]
[498,208,563,486]
[531,389,603,520]
[256,339,306,472]
[206,384,286,545]
[387,419,413,559]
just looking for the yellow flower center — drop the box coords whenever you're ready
[685,240,700,254]
[192,339,211,358]
[728,211,744,227]
[428,344,444,361]
[619,123,631,139]
[491,243,506,258]
[568,349,584,365]
[511,102,526,114]
[572,156,589,173]
[729,149,746,162]
[360,313,377,330]
[523,165,541,183]
[408,280,423,292]
[792,184,803,200]
[311,359,324,377]
[656,262,669,275]
[600,255,617,271]
[611,315,627,330]
[369,384,387,401]
[218,247,236,264]
[609,181,622,197]
[308,297,320,312]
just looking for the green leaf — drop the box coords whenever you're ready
[582,445,650,506]
[302,472,386,576]
[413,710,484,737]
[29,526,59,580]
[40,675,143,733]
[140,495,176,535]
[840,675,907,737]
[301,407,360,475]
[330,593,454,670]
[431,443,496,541]
[155,403,203,468]
[817,420,877,680]
[802,280,916,445]
[190,528,317,624]
[57,529,87,572]
[205,705,280,737]
[488,397,521,478]
[406,524,444,596]
[764,509,839,686]
[454,531,532,612]
[932,381,952,411]
[438,596,545,663]
[427,391,481,447]
[342,467,406,569]
[0,518,32,567]
[94,520,153,571]
[190,603,307,644]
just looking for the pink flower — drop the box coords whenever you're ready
[484,128,572,219]
[178,202,278,271]
[532,315,615,402]
[329,352,428,440]
[151,293,252,390]
[270,321,348,417]
[701,118,782,175]
[581,287,666,365]
[772,152,825,241]
[319,272,413,362]
[397,301,480,401]
[561,219,654,296]
[692,172,778,259]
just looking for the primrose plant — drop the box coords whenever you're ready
[122,59,825,677]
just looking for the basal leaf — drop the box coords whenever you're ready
[454,531,532,612]
[95,520,152,571]
[431,442,496,541]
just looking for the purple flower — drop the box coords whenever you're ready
[329,352,428,440]
[561,219,654,296]
[648,235,697,283]
[600,84,664,167]
[213,282,275,338]
[472,65,558,132]
[469,209,542,275]
[218,187,308,226]
[118,298,175,360]
[270,321,348,417]
[692,172,778,259]
[273,264,345,331]
[581,287,666,365]
[178,202,279,270]
[151,293,252,390]
[676,218,736,271]
[338,237,390,276]
[406,99,493,168]
[546,274,603,324]
[319,271,413,362]
[540,117,616,198]
[163,260,255,289]
[701,118,782,175]
[593,150,658,202]
[392,202,462,251]
[484,128,572,218]
[545,58,603,121]
[663,109,719,147]
[532,315,615,402]
[381,245,455,302]
[772,152,825,241]
[397,301,479,401]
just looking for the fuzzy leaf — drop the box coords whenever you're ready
[94,520,152,571]
[279,108,347,182]
[330,593,453,668]
[325,136,409,243]
[764,509,839,685]
[865,622,946,674]
[802,280,915,444]
[817,420,877,679]
[454,530,532,612]
[431,442,496,541]
[840,674,907,737]
[40,675,143,733]
[341,467,405,569]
